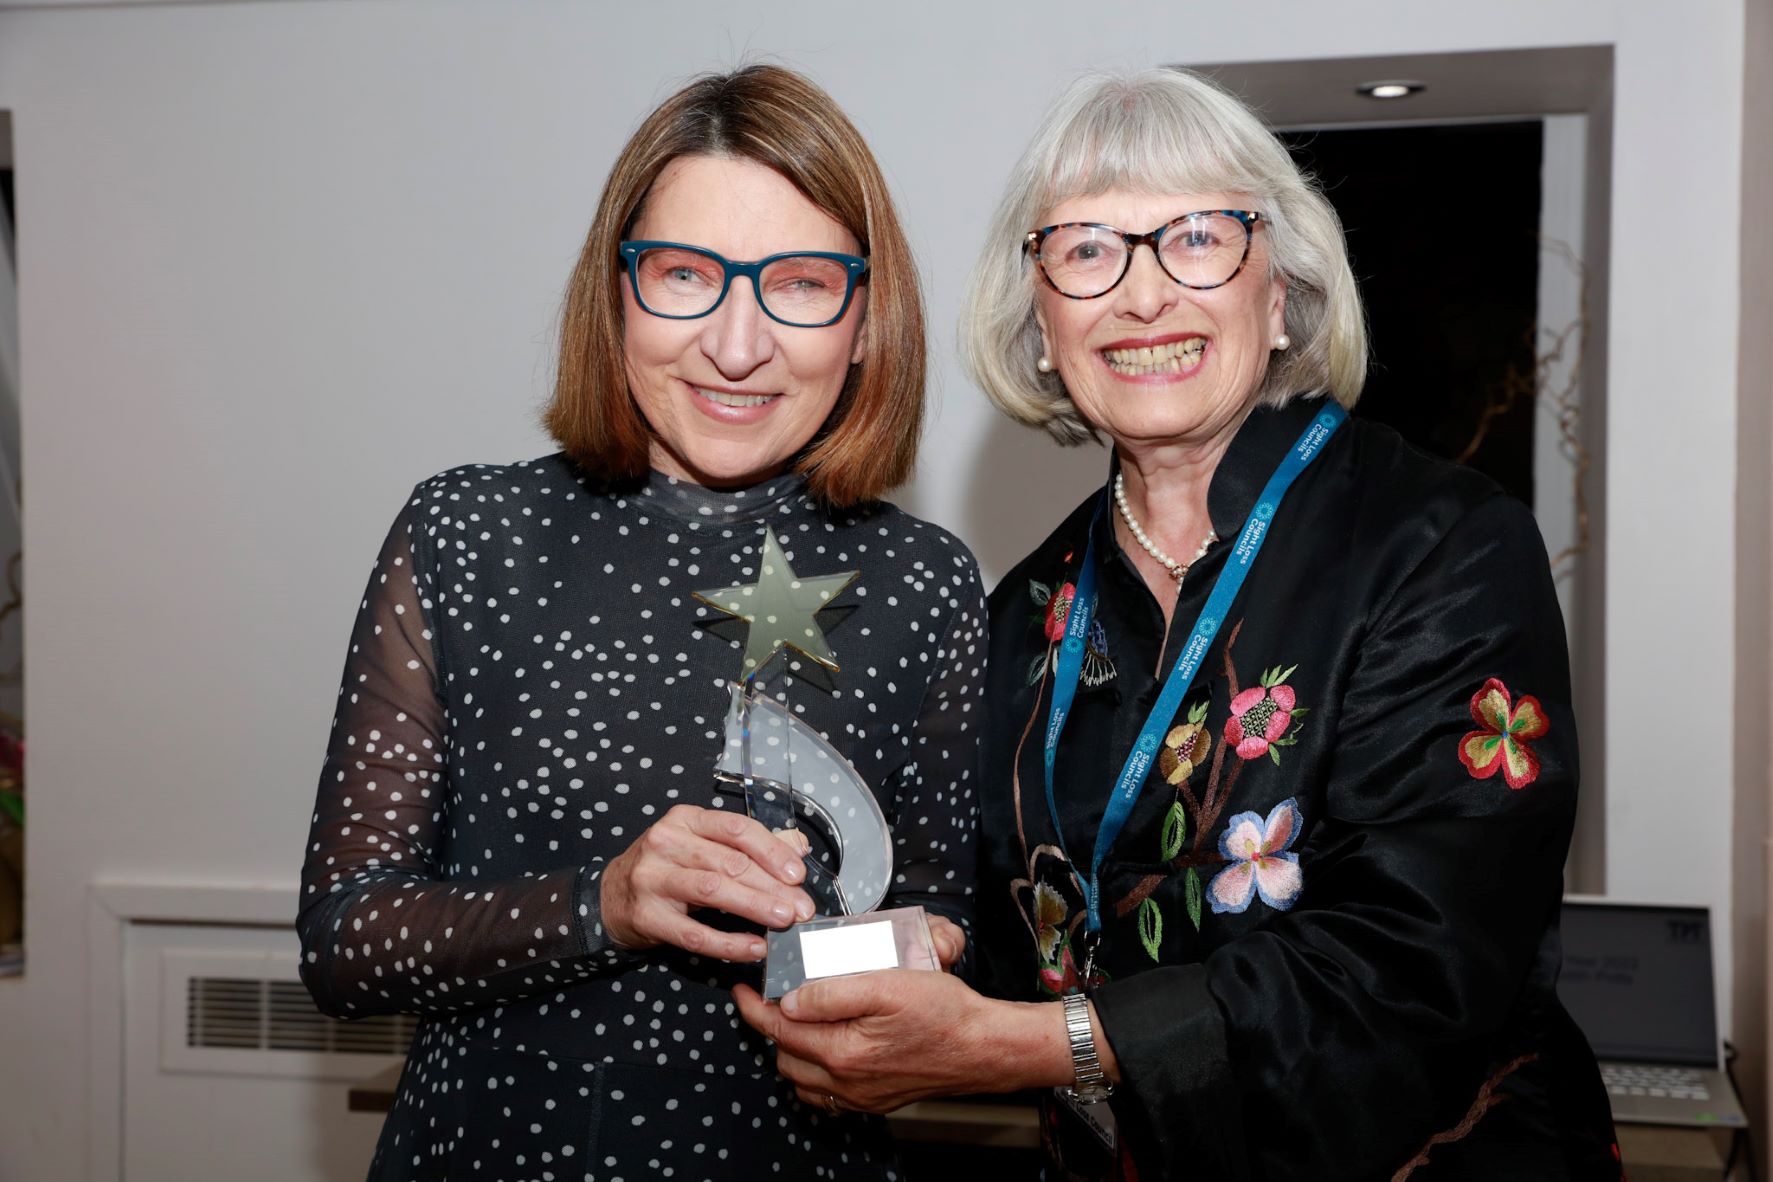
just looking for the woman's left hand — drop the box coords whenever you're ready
[733,970,1023,1113]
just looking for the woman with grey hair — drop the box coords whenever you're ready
[738,68,1620,1180]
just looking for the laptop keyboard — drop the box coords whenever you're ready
[1600,1063,1711,1102]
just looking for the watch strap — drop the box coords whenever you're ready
[1062,992,1112,1102]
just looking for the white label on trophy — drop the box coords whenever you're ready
[798,920,898,979]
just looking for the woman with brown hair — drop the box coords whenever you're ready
[298,65,982,1180]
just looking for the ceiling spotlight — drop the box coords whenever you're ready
[1357,80,1426,100]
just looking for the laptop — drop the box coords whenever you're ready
[1556,897,1748,1128]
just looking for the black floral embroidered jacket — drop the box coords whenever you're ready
[976,397,1621,1181]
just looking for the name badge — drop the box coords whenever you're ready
[1053,1086,1117,1152]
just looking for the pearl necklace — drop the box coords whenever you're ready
[1113,472,1217,583]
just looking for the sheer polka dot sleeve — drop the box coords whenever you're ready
[297,502,626,1019]
[880,543,985,953]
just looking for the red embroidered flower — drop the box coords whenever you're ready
[1458,678,1549,790]
[1036,939,1109,996]
[1224,668,1298,760]
[1043,581,1077,643]
[1038,943,1082,996]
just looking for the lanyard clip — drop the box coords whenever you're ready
[1077,930,1101,993]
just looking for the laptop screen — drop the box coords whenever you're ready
[1557,901,1718,1067]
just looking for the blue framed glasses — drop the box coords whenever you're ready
[619,241,869,328]
[1025,210,1263,299]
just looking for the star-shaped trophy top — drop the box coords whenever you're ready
[692,525,859,683]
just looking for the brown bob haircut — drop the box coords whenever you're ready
[547,65,925,508]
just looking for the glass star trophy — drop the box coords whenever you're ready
[694,526,939,999]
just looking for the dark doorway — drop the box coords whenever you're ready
[1281,121,1543,504]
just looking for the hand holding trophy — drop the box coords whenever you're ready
[695,525,941,998]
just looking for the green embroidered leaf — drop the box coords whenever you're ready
[1269,719,1308,750]
[1258,664,1278,687]
[1161,799,1188,861]
[1269,745,1283,766]
[1027,652,1049,686]
[1186,699,1210,725]
[1029,580,1052,606]
[1185,869,1204,931]
[1138,896,1164,962]
[1274,663,1298,686]
[1290,706,1310,719]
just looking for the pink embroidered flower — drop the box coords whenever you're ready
[1208,798,1304,914]
[1038,943,1082,996]
[1043,582,1077,643]
[1036,940,1110,996]
[1458,678,1549,790]
[1224,672,1297,760]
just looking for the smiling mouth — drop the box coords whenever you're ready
[694,386,779,408]
[1101,337,1208,376]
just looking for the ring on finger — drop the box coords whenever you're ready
[820,1091,842,1116]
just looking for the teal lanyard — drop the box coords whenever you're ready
[1043,404,1345,933]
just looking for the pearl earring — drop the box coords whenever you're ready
[1273,334,1291,351]
[1037,356,1053,374]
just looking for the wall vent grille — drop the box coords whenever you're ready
[158,947,411,1080]
[186,976,415,1056]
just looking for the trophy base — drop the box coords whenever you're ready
[762,906,938,1000]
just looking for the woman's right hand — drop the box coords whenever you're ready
[599,804,816,962]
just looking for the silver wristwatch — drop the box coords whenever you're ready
[1062,992,1113,1103]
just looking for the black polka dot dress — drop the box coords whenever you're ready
[297,457,986,1181]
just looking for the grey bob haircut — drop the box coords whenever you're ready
[960,67,1368,444]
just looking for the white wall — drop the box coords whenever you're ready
[1736,0,1773,1161]
[0,1,1749,1177]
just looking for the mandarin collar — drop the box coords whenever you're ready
[615,468,810,525]
[1090,396,1334,565]
[1203,397,1333,539]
